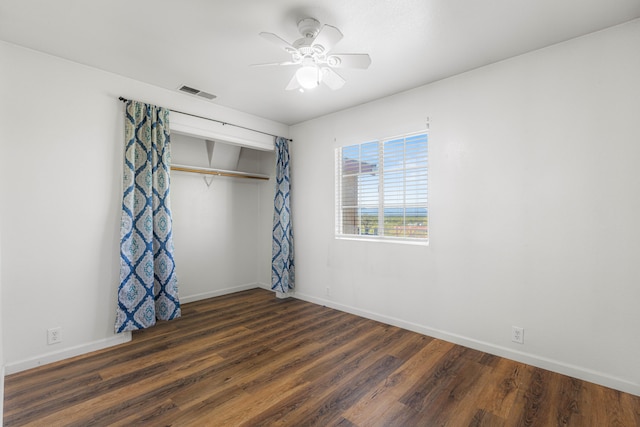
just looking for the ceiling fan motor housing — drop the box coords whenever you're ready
[297,18,321,38]
[293,18,329,61]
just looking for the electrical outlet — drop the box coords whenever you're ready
[512,326,524,344]
[325,287,331,297]
[47,327,62,345]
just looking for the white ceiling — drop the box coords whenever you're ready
[2,0,639,125]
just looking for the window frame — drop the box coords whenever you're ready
[335,131,429,245]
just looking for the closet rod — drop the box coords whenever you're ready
[118,97,292,142]
[170,164,270,181]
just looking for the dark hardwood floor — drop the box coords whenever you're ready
[4,288,640,426]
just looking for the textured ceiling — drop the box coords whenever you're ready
[1,0,639,125]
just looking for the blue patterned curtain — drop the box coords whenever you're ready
[272,136,294,293]
[115,100,181,333]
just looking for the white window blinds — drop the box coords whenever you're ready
[335,132,428,242]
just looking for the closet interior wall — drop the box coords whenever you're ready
[170,133,276,302]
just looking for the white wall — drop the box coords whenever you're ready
[290,19,640,396]
[0,40,287,373]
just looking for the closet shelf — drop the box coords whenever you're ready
[170,164,270,180]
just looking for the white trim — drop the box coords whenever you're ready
[256,282,271,291]
[256,282,292,295]
[293,291,640,397]
[171,111,275,152]
[179,283,261,304]
[335,235,429,246]
[4,333,131,375]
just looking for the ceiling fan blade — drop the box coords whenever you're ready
[250,61,297,67]
[311,25,343,54]
[327,54,371,69]
[259,32,297,53]
[285,74,301,91]
[321,67,345,90]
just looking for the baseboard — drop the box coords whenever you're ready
[4,285,267,376]
[4,332,131,375]
[256,282,271,291]
[256,283,293,298]
[179,283,262,304]
[294,292,640,397]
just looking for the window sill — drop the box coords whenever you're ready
[335,235,429,246]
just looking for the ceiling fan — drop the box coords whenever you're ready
[256,18,371,91]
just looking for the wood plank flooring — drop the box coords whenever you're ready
[4,288,640,426]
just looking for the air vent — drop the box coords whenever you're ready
[178,85,217,100]
[197,91,217,100]
[179,85,199,95]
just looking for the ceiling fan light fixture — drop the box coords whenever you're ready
[296,64,320,89]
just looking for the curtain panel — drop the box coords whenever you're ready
[115,100,181,333]
[272,136,295,293]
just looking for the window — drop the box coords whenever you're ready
[335,132,428,243]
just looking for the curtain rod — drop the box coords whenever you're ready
[118,97,292,142]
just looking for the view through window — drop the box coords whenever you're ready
[335,132,428,242]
